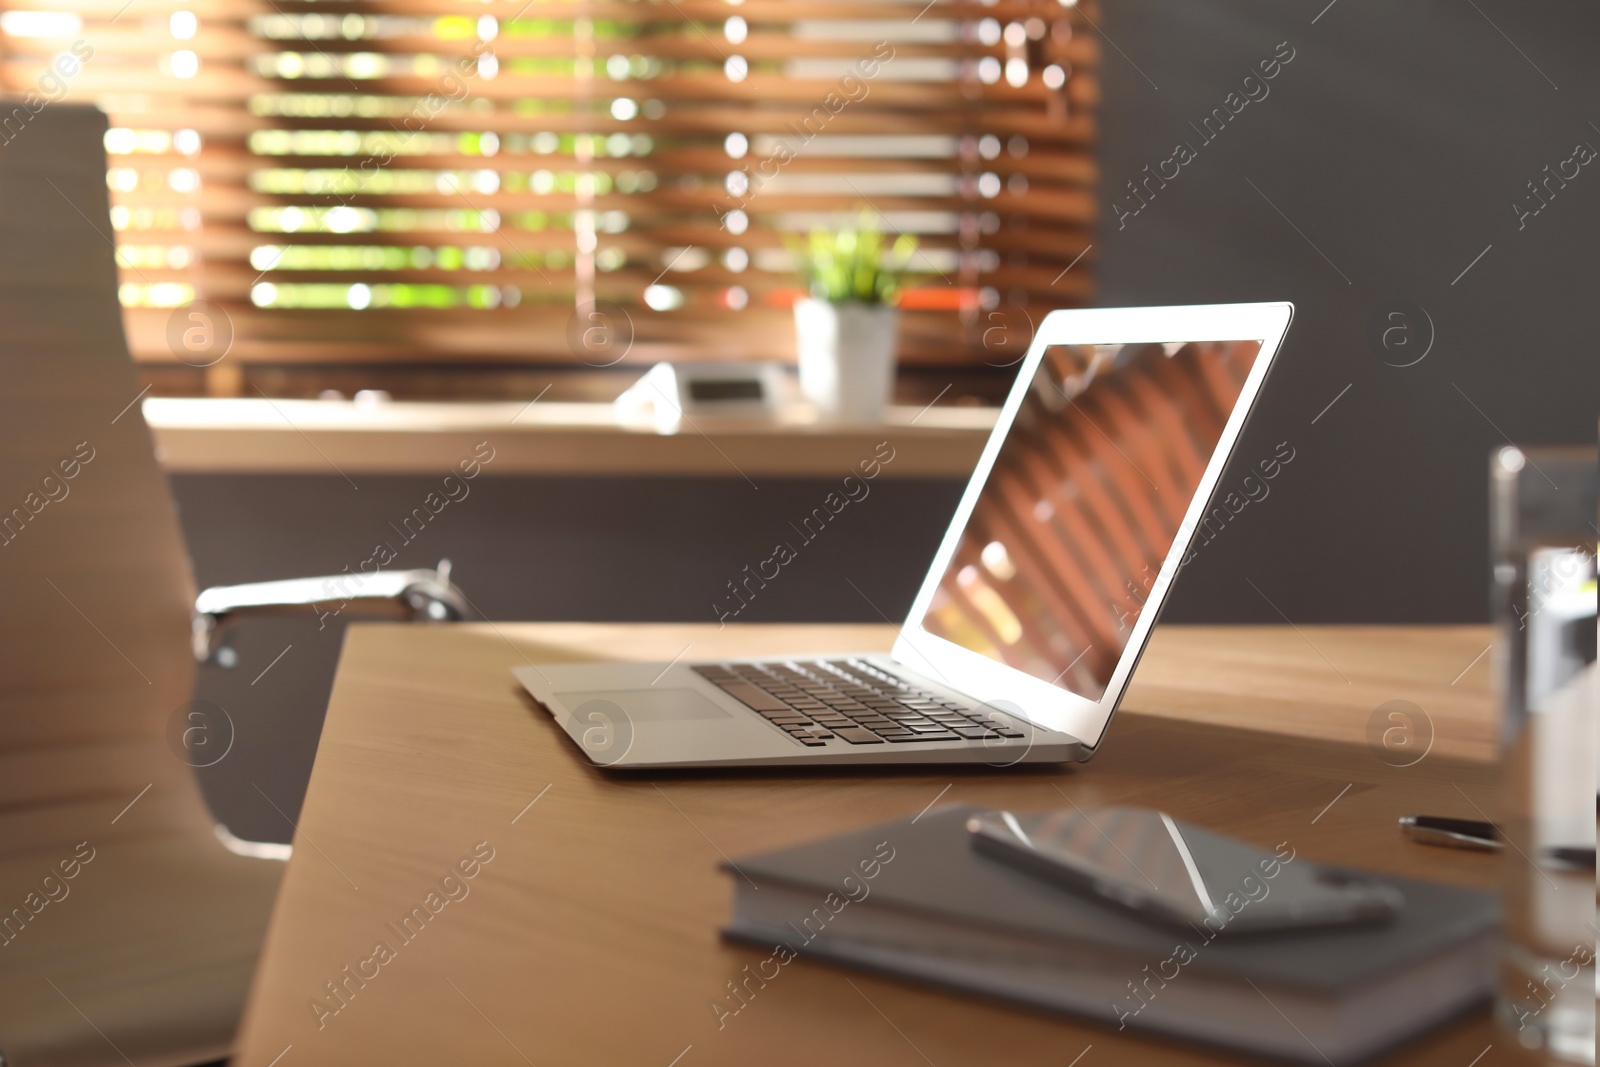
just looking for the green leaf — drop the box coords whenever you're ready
[786,208,921,306]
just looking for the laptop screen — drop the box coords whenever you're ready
[919,339,1264,701]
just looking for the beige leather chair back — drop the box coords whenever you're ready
[0,103,212,857]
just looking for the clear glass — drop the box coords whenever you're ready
[1491,445,1597,1064]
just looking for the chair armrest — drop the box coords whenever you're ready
[192,559,468,663]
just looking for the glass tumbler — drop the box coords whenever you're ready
[1491,444,1597,1063]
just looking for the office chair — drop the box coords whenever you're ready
[0,105,465,1067]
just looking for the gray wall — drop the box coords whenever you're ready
[1091,0,1597,624]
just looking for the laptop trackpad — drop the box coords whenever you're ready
[555,689,733,723]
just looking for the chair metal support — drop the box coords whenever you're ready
[192,559,468,665]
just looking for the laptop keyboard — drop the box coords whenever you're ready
[692,659,1027,747]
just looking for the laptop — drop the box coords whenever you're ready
[515,302,1295,769]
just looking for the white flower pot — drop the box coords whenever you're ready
[793,298,900,423]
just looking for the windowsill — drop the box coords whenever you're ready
[145,398,994,477]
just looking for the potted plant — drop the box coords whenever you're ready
[790,217,917,423]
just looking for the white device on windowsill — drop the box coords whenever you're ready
[613,361,785,431]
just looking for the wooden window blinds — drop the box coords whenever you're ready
[0,0,1097,390]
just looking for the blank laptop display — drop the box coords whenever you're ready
[919,339,1263,700]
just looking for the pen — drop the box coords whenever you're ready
[1399,816,1598,867]
[1397,815,1500,851]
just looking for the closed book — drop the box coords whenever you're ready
[721,806,1497,1064]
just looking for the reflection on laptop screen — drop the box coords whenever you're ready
[921,339,1263,701]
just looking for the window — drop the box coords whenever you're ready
[1,0,1098,396]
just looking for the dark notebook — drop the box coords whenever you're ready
[721,806,1498,1065]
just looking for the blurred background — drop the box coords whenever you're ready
[5,0,1590,838]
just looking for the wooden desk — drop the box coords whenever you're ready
[233,624,1509,1067]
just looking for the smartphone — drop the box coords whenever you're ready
[967,806,1403,935]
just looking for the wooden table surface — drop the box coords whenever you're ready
[233,623,1513,1067]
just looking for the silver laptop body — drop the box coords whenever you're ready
[515,302,1294,769]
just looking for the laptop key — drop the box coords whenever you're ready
[716,683,790,712]
[832,727,885,745]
